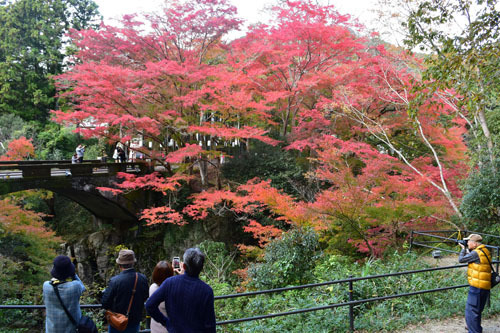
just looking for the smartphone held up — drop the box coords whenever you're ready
[173,257,180,269]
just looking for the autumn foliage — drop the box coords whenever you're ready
[0,137,35,161]
[52,0,470,257]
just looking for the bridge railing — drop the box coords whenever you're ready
[0,159,104,165]
[0,160,152,178]
[1,262,491,332]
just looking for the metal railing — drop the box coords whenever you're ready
[409,229,500,272]
[1,262,488,332]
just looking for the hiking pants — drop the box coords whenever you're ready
[465,286,489,333]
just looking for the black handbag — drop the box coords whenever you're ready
[51,282,98,333]
[479,248,500,288]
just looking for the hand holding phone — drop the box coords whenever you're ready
[173,257,180,269]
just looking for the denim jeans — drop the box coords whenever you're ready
[465,286,490,333]
[108,323,140,333]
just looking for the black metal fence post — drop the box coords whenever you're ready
[349,275,354,332]
[497,247,499,272]
[409,230,414,253]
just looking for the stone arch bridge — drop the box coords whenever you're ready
[0,160,154,224]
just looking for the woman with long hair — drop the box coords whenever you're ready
[149,261,174,333]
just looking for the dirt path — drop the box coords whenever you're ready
[397,313,500,332]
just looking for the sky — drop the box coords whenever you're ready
[94,0,379,21]
[93,0,388,41]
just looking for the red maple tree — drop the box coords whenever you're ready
[52,0,470,256]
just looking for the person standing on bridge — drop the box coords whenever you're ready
[75,144,85,163]
[102,249,148,333]
[43,255,86,333]
[145,248,216,333]
[458,233,492,333]
[117,146,127,163]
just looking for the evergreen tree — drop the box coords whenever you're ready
[0,0,100,122]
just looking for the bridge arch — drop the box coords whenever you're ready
[0,161,152,223]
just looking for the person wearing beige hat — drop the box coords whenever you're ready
[102,249,149,333]
[458,233,492,333]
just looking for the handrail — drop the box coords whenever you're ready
[413,230,500,241]
[0,160,103,165]
[214,263,469,300]
[410,230,500,259]
[216,284,469,325]
[0,161,151,178]
[0,161,147,170]
[0,263,482,332]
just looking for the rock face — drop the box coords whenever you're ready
[62,207,246,285]
[66,228,121,283]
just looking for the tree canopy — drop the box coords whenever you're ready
[49,0,477,257]
[0,0,100,121]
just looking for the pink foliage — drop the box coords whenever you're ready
[141,206,186,226]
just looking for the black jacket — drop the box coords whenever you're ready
[102,268,149,325]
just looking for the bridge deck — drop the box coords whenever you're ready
[0,161,150,179]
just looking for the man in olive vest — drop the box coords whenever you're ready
[458,233,491,333]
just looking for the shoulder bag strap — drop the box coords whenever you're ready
[125,273,138,317]
[51,282,77,326]
[479,248,496,273]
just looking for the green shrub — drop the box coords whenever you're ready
[247,228,320,289]
[461,160,500,238]
[222,141,311,198]
[216,251,500,332]
[198,240,238,284]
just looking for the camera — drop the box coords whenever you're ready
[456,239,468,247]
[172,257,180,269]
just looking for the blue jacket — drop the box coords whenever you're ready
[145,274,216,333]
[102,268,149,326]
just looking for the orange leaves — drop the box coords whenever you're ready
[140,207,186,226]
[183,189,246,220]
[0,137,35,161]
[0,199,59,242]
[243,220,283,247]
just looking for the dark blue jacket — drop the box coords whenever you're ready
[102,268,149,326]
[145,274,216,333]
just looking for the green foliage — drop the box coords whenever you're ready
[217,251,500,332]
[198,240,237,284]
[0,199,58,325]
[0,114,27,149]
[0,0,100,122]
[34,123,81,160]
[404,0,500,165]
[247,228,320,289]
[222,141,311,199]
[461,160,500,235]
[0,114,96,160]
[0,232,55,288]
[82,140,106,160]
[45,195,94,240]
[0,298,42,332]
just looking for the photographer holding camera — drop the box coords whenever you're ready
[458,234,492,333]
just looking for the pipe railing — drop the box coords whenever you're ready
[409,229,500,272]
[1,262,489,332]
